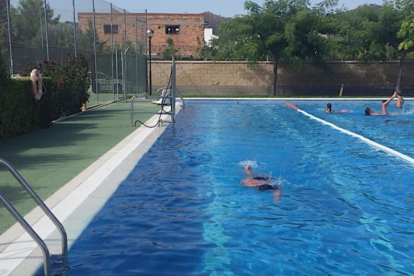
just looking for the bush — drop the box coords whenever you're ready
[37,54,90,117]
[0,78,55,138]
[0,54,90,138]
[0,55,11,137]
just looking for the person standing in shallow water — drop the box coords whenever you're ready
[241,165,282,203]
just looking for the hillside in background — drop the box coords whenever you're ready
[204,12,229,35]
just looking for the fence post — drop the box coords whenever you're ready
[72,0,77,55]
[110,3,115,100]
[6,0,14,74]
[43,0,50,60]
[92,0,98,103]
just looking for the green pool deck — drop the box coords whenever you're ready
[0,99,161,235]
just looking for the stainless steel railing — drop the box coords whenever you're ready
[0,158,68,276]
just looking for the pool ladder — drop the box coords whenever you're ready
[130,87,185,127]
[0,158,68,276]
[130,57,184,127]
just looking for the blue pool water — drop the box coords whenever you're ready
[58,100,414,275]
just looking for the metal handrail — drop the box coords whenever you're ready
[154,86,185,108]
[130,95,173,127]
[131,58,183,127]
[0,158,68,276]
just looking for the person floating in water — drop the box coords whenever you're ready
[241,165,282,203]
[365,92,399,116]
[324,103,348,113]
[324,103,334,113]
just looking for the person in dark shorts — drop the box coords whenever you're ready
[241,165,282,202]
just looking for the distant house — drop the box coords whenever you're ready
[204,28,219,46]
[77,11,208,58]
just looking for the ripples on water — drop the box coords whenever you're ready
[63,100,414,276]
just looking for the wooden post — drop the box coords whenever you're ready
[339,83,344,97]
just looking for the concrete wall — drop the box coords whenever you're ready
[150,60,414,97]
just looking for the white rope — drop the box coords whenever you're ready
[296,108,414,165]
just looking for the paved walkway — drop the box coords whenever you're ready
[0,100,160,235]
[0,98,182,275]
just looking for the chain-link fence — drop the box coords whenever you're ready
[1,0,148,106]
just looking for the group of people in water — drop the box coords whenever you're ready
[365,91,404,115]
[323,91,404,115]
[243,91,406,203]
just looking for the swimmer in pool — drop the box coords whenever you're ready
[395,91,404,108]
[324,103,334,113]
[241,165,282,203]
[324,103,349,113]
[365,93,399,116]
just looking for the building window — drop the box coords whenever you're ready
[165,25,180,34]
[104,25,118,34]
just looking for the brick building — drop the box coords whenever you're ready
[78,11,206,58]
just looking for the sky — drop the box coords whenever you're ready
[10,0,385,18]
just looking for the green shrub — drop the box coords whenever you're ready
[0,78,55,138]
[0,53,90,138]
[36,54,90,117]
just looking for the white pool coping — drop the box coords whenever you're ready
[0,103,182,276]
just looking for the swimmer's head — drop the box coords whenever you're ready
[365,107,372,116]
[327,103,332,108]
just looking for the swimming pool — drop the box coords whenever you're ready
[44,100,414,275]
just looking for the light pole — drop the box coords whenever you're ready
[147,28,154,96]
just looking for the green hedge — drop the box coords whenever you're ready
[0,78,56,138]
[0,54,90,139]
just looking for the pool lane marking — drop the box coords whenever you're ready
[286,102,414,271]
[285,102,414,165]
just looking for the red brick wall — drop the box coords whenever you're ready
[78,12,204,57]
[147,13,204,57]
[78,11,147,48]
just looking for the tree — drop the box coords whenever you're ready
[0,52,8,80]
[195,36,217,60]
[0,1,8,51]
[341,4,400,61]
[209,19,239,60]
[162,37,179,60]
[79,19,105,53]
[396,17,414,91]
[47,22,75,50]
[10,0,58,47]
[316,2,379,60]
[215,0,332,96]
[334,1,414,92]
